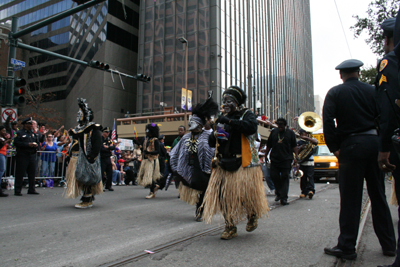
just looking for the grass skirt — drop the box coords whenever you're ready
[201,165,269,226]
[137,158,160,187]
[64,156,103,199]
[178,183,201,206]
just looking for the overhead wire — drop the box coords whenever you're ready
[333,0,353,58]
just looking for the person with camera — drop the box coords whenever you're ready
[375,17,400,267]
[323,59,396,260]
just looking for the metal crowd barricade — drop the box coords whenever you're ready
[2,149,68,188]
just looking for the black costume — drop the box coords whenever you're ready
[65,99,103,208]
[297,138,316,197]
[323,60,396,258]
[14,117,40,195]
[100,131,115,190]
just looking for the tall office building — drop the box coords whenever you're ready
[137,0,314,123]
[0,0,140,127]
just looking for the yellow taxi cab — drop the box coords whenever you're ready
[312,133,339,182]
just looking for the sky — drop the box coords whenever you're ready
[310,0,380,100]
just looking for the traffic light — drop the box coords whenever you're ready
[89,60,109,70]
[72,0,92,4]
[136,74,151,82]
[13,77,26,105]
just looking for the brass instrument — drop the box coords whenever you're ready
[297,111,322,163]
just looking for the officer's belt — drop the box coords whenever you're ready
[349,129,377,137]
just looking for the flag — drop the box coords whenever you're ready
[111,119,116,141]
[133,126,138,140]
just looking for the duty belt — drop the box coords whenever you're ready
[349,129,378,136]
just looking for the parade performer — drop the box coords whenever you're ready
[201,85,269,240]
[169,94,218,221]
[137,123,162,199]
[65,99,103,209]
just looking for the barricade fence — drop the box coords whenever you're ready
[1,150,67,189]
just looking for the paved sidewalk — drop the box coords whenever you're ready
[354,180,398,267]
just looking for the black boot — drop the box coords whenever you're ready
[0,189,9,197]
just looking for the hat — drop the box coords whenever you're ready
[11,121,18,125]
[21,117,33,125]
[102,127,110,132]
[335,59,363,72]
[118,159,125,163]
[299,129,307,134]
[158,134,165,140]
[381,18,396,37]
[223,85,247,105]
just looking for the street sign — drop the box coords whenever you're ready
[11,58,25,67]
[1,108,17,123]
[13,66,22,71]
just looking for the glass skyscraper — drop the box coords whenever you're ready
[137,0,314,123]
[0,0,140,127]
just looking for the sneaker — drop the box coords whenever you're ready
[75,202,93,209]
[299,194,306,198]
[112,182,116,186]
[145,192,155,199]
[246,215,258,232]
[221,225,238,240]
[308,191,314,199]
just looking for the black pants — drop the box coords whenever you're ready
[101,157,113,189]
[299,164,315,195]
[15,152,37,194]
[337,135,395,253]
[270,161,291,201]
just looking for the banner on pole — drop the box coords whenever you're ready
[181,88,187,110]
[187,90,192,111]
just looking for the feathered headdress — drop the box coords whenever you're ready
[77,98,94,122]
[189,91,219,130]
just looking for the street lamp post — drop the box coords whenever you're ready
[178,37,188,128]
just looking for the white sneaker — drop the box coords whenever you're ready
[112,182,116,186]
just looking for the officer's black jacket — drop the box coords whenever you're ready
[323,77,378,153]
[375,51,400,152]
[100,136,115,158]
[14,128,40,153]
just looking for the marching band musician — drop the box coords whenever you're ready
[296,129,318,199]
[323,59,396,260]
[264,117,298,206]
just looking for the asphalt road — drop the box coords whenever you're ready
[1,179,341,267]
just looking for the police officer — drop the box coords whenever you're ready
[323,59,396,260]
[14,117,41,196]
[375,18,400,267]
[101,127,115,191]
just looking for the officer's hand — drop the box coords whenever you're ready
[378,151,396,172]
[29,142,38,148]
[333,150,340,159]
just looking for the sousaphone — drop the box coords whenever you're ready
[297,111,322,163]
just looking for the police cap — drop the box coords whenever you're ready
[102,127,110,132]
[381,18,396,37]
[335,59,364,73]
[21,117,33,125]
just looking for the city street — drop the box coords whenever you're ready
[0,178,395,267]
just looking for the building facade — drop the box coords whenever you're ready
[0,0,140,128]
[137,0,314,124]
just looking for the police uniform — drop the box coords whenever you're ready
[14,117,40,196]
[375,18,400,267]
[100,127,115,191]
[323,59,395,259]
